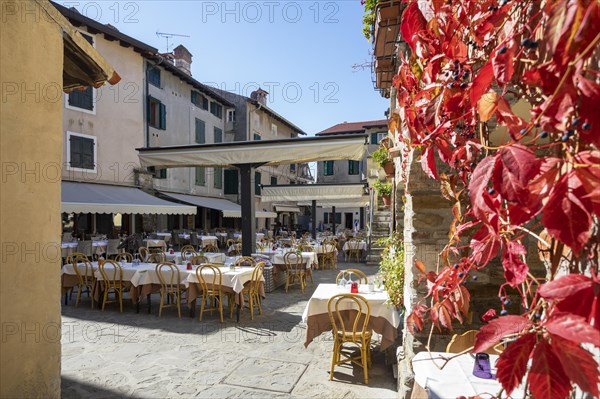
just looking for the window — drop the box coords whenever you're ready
[323,161,334,176]
[227,109,235,122]
[210,102,223,119]
[348,160,360,175]
[271,176,277,185]
[191,90,209,110]
[148,64,161,87]
[370,131,388,144]
[290,163,296,172]
[148,166,167,179]
[255,171,261,195]
[271,123,278,136]
[148,96,166,129]
[195,167,205,186]
[224,169,238,194]
[195,119,205,143]
[67,33,95,113]
[214,167,222,189]
[324,212,341,224]
[214,127,223,143]
[67,132,96,171]
[254,114,260,129]
[253,132,261,141]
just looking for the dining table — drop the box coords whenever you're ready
[61,240,108,258]
[302,283,400,350]
[164,251,226,265]
[411,351,526,398]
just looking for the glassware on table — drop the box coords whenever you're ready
[472,353,493,379]
[337,270,347,289]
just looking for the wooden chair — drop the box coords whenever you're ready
[180,245,197,261]
[242,262,264,320]
[67,253,95,307]
[327,293,373,384]
[97,260,124,312]
[300,244,314,252]
[345,238,362,262]
[319,242,337,270]
[234,256,256,267]
[203,243,219,253]
[155,262,183,318]
[115,252,133,263]
[138,246,149,262]
[446,330,504,355]
[146,252,166,263]
[336,269,368,284]
[284,252,306,292]
[196,264,231,322]
[189,255,209,265]
[227,240,241,256]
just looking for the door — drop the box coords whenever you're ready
[345,213,353,229]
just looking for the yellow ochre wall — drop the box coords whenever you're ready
[1,1,63,397]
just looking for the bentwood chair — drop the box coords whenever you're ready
[242,262,264,320]
[189,255,209,265]
[327,293,373,384]
[196,264,229,322]
[67,253,95,307]
[77,240,93,259]
[115,252,133,263]
[98,260,124,312]
[320,242,338,270]
[180,245,197,261]
[335,269,368,284]
[138,246,149,262]
[284,252,306,293]
[155,262,183,318]
[203,243,219,253]
[346,238,362,263]
[146,252,166,263]
[234,256,256,267]
[446,330,504,355]
[106,239,121,259]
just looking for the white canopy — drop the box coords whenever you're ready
[137,134,368,169]
[274,204,302,213]
[260,183,368,202]
[61,181,196,215]
[297,195,371,208]
[160,192,276,218]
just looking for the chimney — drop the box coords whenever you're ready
[250,88,269,106]
[173,44,192,76]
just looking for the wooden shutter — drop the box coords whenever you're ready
[195,167,205,186]
[195,119,205,143]
[224,169,238,194]
[159,103,166,129]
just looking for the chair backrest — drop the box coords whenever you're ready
[327,293,371,342]
[149,246,164,254]
[284,252,303,272]
[181,246,197,261]
[196,264,222,294]
[115,252,133,263]
[106,239,120,256]
[347,238,361,250]
[77,240,93,257]
[98,259,123,288]
[300,245,314,252]
[147,252,166,263]
[67,253,94,285]
[234,256,256,267]
[336,269,368,284]
[446,330,504,354]
[204,243,219,253]
[189,255,208,265]
[155,262,181,291]
[65,252,89,265]
[323,242,337,255]
[138,246,149,261]
[248,262,265,294]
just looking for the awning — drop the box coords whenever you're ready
[260,183,368,202]
[298,196,371,208]
[137,134,368,169]
[274,205,302,213]
[160,192,276,218]
[61,182,196,215]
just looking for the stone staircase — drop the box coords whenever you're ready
[366,198,392,266]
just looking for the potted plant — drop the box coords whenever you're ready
[372,146,395,178]
[373,179,393,207]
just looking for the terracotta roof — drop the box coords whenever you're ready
[316,119,388,135]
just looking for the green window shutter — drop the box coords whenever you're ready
[191,90,197,106]
[202,96,209,110]
[69,136,81,168]
[224,169,238,194]
[271,176,277,185]
[255,171,261,195]
[214,167,222,189]
[371,132,378,144]
[254,133,261,141]
[159,103,167,129]
[195,167,205,186]
[324,160,334,176]
[195,119,205,144]
[214,127,223,143]
[336,212,341,224]
[159,169,167,179]
[82,138,94,169]
[324,213,329,224]
[348,160,359,175]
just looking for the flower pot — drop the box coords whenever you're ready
[383,162,395,178]
[381,194,392,207]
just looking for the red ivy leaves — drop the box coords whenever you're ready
[502,240,529,287]
[528,340,572,399]
[545,312,600,346]
[470,61,494,105]
[551,335,600,397]
[496,333,536,396]
[473,315,532,353]
[492,144,541,205]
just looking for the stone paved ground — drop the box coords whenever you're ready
[61,262,398,398]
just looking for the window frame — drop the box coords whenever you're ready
[348,160,360,175]
[66,131,97,173]
[148,96,166,130]
[147,64,161,88]
[214,167,223,189]
[195,166,206,186]
[214,126,223,143]
[323,160,334,176]
[195,118,206,144]
[271,123,278,137]
[210,101,223,119]
[227,109,236,122]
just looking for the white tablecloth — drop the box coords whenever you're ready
[412,352,525,399]
[61,240,108,257]
[342,241,367,251]
[144,239,166,248]
[199,236,218,246]
[301,283,399,327]
[272,251,318,269]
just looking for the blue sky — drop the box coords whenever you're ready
[58,1,389,135]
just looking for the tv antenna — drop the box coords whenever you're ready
[156,31,190,53]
